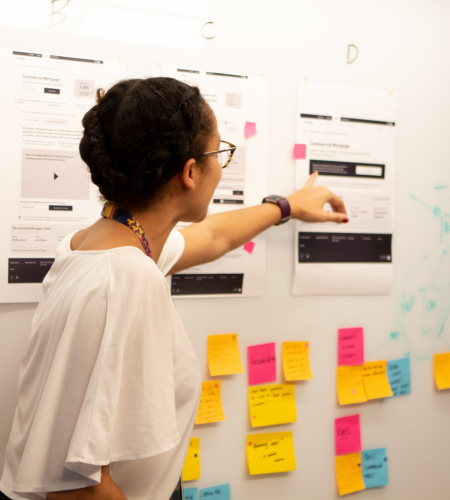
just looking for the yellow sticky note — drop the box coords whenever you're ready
[282,341,313,380]
[335,453,365,496]
[362,361,393,400]
[182,438,200,481]
[195,381,226,425]
[248,384,297,427]
[208,334,244,376]
[246,431,296,475]
[434,352,450,390]
[336,366,367,405]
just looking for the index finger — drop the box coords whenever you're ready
[305,171,319,187]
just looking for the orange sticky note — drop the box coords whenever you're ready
[282,341,313,381]
[434,352,450,390]
[195,381,226,425]
[208,334,244,376]
[362,361,393,400]
[248,384,297,427]
[335,453,365,496]
[336,366,367,405]
[182,438,201,481]
[246,431,296,475]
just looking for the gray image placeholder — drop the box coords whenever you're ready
[225,92,242,109]
[21,149,90,200]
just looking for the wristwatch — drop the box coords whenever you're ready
[262,195,291,225]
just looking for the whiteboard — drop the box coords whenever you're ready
[1,1,450,499]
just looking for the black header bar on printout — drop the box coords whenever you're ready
[13,51,42,58]
[300,113,332,120]
[206,72,248,79]
[50,55,103,64]
[341,117,395,126]
[8,258,54,284]
[298,232,392,264]
[171,273,244,295]
[309,160,385,179]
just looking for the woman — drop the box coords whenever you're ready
[0,77,347,500]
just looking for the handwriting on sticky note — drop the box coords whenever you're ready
[335,414,362,455]
[434,352,450,390]
[247,343,276,385]
[338,327,364,366]
[282,342,313,381]
[336,366,367,405]
[387,358,411,397]
[362,361,393,399]
[208,334,244,376]
[195,381,226,425]
[182,438,201,481]
[293,144,307,159]
[244,122,257,138]
[243,241,255,254]
[199,484,230,500]
[362,448,389,488]
[183,488,198,500]
[248,384,297,427]
[246,431,296,475]
[335,453,365,496]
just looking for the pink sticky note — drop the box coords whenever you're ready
[247,343,276,385]
[335,414,362,455]
[293,144,307,159]
[243,241,255,254]
[244,122,257,138]
[338,327,364,366]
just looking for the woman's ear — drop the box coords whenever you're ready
[180,158,197,190]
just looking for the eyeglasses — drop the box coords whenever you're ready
[203,140,237,169]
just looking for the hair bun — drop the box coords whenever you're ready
[96,88,105,105]
[79,77,213,212]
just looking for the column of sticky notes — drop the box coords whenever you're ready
[182,334,246,499]
[335,327,393,496]
[334,414,389,495]
[245,340,313,476]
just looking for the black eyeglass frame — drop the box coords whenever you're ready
[202,140,237,169]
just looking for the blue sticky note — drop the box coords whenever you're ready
[362,448,389,488]
[387,357,411,397]
[184,487,198,500]
[199,484,230,500]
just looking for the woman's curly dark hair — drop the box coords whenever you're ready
[79,77,214,211]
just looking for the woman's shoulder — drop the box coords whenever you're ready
[70,219,146,254]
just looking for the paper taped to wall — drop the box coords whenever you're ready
[292,81,397,296]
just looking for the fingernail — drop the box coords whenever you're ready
[343,217,349,223]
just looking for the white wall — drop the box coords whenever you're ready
[1,0,450,498]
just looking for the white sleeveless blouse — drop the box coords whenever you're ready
[0,230,201,500]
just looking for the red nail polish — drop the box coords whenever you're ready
[343,217,349,223]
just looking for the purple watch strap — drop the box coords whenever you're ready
[262,195,291,225]
[277,197,291,222]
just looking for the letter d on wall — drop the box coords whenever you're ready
[347,44,359,64]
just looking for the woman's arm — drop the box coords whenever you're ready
[47,466,127,500]
[169,172,347,275]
